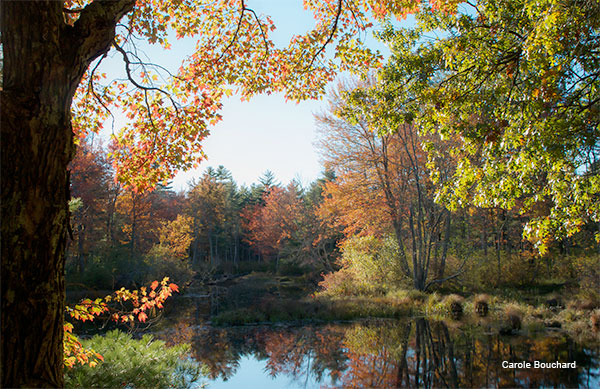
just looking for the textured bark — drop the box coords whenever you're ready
[1,1,135,386]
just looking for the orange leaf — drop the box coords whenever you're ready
[138,311,148,322]
[150,280,159,291]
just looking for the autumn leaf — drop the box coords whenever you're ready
[138,311,148,322]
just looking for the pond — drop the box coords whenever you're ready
[153,316,600,388]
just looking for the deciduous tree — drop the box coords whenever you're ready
[68,139,113,274]
[317,80,457,290]
[242,184,303,264]
[378,0,600,252]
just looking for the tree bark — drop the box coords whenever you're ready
[1,1,134,386]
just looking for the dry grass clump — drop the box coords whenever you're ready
[499,304,523,334]
[474,294,490,317]
[592,310,600,332]
[567,298,599,311]
[444,294,464,320]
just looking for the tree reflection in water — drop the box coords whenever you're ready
[156,318,599,388]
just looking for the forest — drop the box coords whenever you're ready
[2,0,599,387]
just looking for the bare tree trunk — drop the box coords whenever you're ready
[130,194,137,260]
[437,210,452,279]
[1,2,135,386]
[106,184,120,243]
[78,223,86,274]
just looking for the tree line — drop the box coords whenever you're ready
[68,77,599,295]
[66,140,341,290]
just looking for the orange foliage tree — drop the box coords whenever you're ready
[316,80,457,290]
[115,185,182,258]
[69,140,114,274]
[242,184,303,263]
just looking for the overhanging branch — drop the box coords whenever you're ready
[304,0,343,72]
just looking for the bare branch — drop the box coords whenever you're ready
[304,0,343,72]
[215,0,270,63]
[216,1,247,63]
[87,53,116,132]
[112,39,179,113]
[244,6,270,57]
[424,257,468,290]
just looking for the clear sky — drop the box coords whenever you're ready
[171,93,326,190]
[97,1,398,191]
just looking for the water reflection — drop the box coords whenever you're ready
[156,318,599,388]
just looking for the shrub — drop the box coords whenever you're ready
[319,235,405,296]
[64,330,204,388]
[592,310,600,333]
[67,245,148,290]
[572,255,600,303]
[318,267,360,296]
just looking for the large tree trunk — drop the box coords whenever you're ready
[1,1,134,386]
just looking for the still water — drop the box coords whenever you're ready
[155,318,600,388]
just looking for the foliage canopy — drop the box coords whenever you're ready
[367,0,600,251]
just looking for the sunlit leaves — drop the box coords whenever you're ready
[63,277,179,368]
[70,0,453,192]
[378,0,600,252]
[157,214,194,259]
[63,322,105,369]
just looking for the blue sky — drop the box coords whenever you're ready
[171,93,326,190]
[97,1,399,191]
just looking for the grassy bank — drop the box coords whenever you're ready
[207,272,600,346]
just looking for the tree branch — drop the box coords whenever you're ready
[424,257,468,291]
[87,53,116,131]
[68,0,136,64]
[244,6,270,58]
[216,0,270,63]
[112,39,179,113]
[304,0,343,72]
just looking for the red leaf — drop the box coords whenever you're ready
[138,311,148,322]
[169,283,179,293]
[150,280,159,291]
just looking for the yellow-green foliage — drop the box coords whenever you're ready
[571,254,600,302]
[424,292,446,315]
[144,244,194,286]
[461,252,541,289]
[319,235,406,297]
[340,235,405,291]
